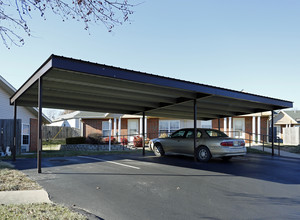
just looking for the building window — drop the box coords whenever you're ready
[22,124,30,145]
[102,121,111,137]
[159,120,180,136]
[201,120,212,129]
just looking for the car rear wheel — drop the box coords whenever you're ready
[153,143,165,157]
[196,146,211,162]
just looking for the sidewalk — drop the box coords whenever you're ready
[249,144,300,159]
[0,189,51,205]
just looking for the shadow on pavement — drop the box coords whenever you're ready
[7,152,300,185]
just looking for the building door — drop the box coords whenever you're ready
[233,118,245,139]
[21,124,30,152]
[128,119,139,142]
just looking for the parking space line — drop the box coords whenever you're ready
[78,156,141,170]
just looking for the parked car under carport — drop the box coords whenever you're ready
[149,128,246,162]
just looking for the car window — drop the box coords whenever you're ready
[171,130,186,138]
[205,130,228,137]
[185,130,202,138]
[197,131,202,138]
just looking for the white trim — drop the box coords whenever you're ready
[118,116,121,142]
[109,119,112,151]
[113,118,117,136]
[257,116,261,143]
[228,117,232,137]
[252,116,256,143]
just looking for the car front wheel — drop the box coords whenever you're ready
[196,146,211,162]
[153,143,165,157]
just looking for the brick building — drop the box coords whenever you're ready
[212,112,271,143]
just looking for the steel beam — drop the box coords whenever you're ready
[194,99,197,162]
[142,112,145,156]
[12,102,17,161]
[37,78,43,173]
[271,110,274,156]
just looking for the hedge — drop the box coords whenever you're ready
[66,137,86,145]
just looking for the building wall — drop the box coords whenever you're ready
[1,86,38,152]
[212,116,269,143]
[83,118,132,137]
[0,87,35,124]
[147,118,159,139]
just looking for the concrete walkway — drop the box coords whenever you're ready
[249,144,300,159]
[0,189,52,205]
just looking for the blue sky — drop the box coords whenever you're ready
[1,0,299,111]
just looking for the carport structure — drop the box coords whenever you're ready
[10,55,293,173]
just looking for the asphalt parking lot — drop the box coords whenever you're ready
[12,153,300,220]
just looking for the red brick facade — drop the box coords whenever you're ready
[83,118,140,137]
[147,118,159,139]
[212,116,269,143]
[82,117,160,139]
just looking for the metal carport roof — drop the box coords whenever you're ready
[9,54,293,172]
[10,55,293,118]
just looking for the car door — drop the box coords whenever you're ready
[179,129,203,154]
[163,130,187,153]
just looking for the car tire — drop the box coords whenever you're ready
[196,146,211,162]
[153,143,165,157]
[222,156,232,161]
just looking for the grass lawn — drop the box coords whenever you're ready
[0,161,42,191]
[0,160,87,219]
[0,203,87,220]
[257,144,300,154]
[247,147,271,155]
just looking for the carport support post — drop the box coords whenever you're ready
[218,118,220,131]
[271,110,274,156]
[193,99,197,162]
[12,102,17,161]
[142,112,145,156]
[37,77,43,173]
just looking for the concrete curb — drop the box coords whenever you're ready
[0,189,52,205]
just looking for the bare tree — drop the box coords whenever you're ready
[0,0,135,48]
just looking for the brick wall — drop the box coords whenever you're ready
[147,118,159,139]
[82,118,130,137]
[212,116,269,143]
[212,119,224,131]
[83,119,103,137]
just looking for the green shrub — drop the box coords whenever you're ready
[86,133,103,145]
[66,137,86,145]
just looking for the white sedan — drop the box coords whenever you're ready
[149,128,246,162]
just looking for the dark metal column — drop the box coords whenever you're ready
[12,102,17,161]
[142,112,145,156]
[218,118,220,131]
[193,99,197,162]
[37,78,43,173]
[271,110,274,156]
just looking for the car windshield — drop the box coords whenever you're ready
[205,130,228,138]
